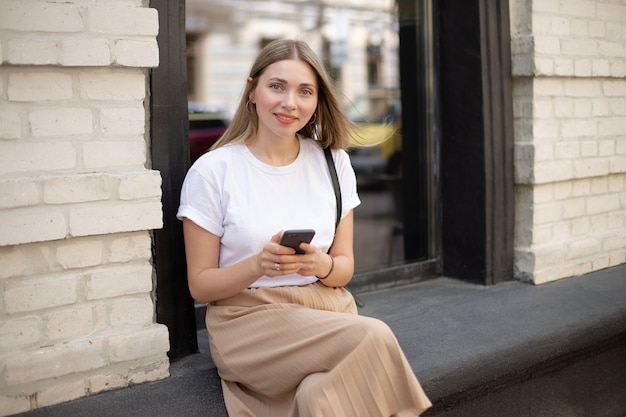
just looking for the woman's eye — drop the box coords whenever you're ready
[270,84,282,90]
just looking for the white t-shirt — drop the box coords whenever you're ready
[177,136,361,287]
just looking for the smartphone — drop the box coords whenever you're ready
[279,229,315,254]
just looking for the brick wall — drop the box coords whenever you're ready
[0,1,169,414]
[510,0,626,283]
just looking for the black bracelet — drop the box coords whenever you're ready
[316,255,334,280]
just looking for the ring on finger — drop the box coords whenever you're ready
[273,262,280,271]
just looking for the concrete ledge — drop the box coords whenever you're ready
[16,264,626,417]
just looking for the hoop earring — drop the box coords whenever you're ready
[245,100,254,115]
[308,113,317,125]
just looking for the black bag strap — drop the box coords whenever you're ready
[323,146,364,308]
[323,146,342,230]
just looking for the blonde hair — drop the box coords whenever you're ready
[211,39,356,150]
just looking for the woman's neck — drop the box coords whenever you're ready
[247,135,300,166]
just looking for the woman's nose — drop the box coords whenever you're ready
[282,91,296,109]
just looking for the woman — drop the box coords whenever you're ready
[178,39,431,417]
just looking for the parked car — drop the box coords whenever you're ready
[188,102,229,163]
[345,89,402,182]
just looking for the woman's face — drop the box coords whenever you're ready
[249,59,318,142]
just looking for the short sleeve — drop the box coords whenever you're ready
[177,162,225,237]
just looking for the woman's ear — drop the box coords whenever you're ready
[247,77,255,103]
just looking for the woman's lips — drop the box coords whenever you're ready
[274,113,298,124]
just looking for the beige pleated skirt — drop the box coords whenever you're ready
[206,282,432,417]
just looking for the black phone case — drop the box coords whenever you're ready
[279,229,315,254]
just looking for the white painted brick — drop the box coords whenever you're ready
[0,395,30,416]
[7,38,59,65]
[552,182,573,200]
[563,198,586,219]
[0,179,39,209]
[590,177,608,194]
[534,35,561,55]
[128,358,169,384]
[79,70,145,100]
[109,296,154,327]
[100,107,145,136]
[61,39,112,67]
[0,1,83,33]
[608,175,624,192]
[603,80,626,97]
[559,0,595,18]
[37,378,86,408]
[571,218,591,236]
[587,194,620,215]
[572,179,591,197]
[570,18,589,37]
[574,59,592,76]
[8,72,72,102]
[0,210,67,246]
[108,324,169,363]
[600,40,625,59]
[533,224,553,244]
[89,372,128,394]
[562,39,599,56]
[533,0,559,13]
[591,213,609,233]
[553,98,573,118]
[0,316,39,349]
[573,158,609,178]
[118,171,161,200]
[0,141,76,175]
[573,99,592,117]
[611,61,626,77]
[533,183,554,203]
[588,20,605,38]
[82,140,146,168]
[555,141,580,159]
[0,110,22,139]
[534,78,564,96]
[3,339,105,386]
[534,160,574,183]
[533,99,553,118]
[609,251,626,266]
[551,16,570,36]
[4,276,77,314]
[533,119,560,138]
[0,248,27,280]
[69,201,162,237]
[554,59,574,75]
[603,232,626,251]
[553,222,572,240]
[46,306,94,342]
[114,39,159,68]
[56,240,104,269]
[568,238,601,259]
[85,263,153,300]
[43,174,110,204]
[535,58,555,75]
[592,59,611,76]
[29,108,93,137]
[564,79,602,97]
[532,244,567,268]
[533,202,562,224]
[580,141,598,157]
[108,233,152,263]
[87,6,159,36]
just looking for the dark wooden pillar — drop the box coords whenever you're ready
[149,0,198,358]
[438,0,515,284]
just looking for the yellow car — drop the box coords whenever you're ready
[345,89,402,181]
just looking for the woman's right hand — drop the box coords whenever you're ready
[259,231,303,277]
